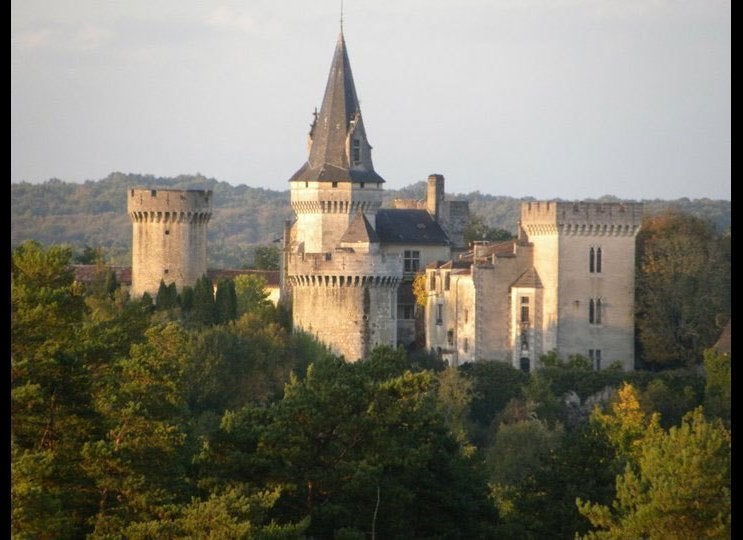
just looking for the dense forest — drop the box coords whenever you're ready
[11,225,730,537]
[11,173,731,537]
[11,172,731,268]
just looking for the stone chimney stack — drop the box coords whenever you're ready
[426,174,445,221]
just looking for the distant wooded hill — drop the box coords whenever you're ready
[11,172,731,269]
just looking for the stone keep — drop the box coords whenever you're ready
[519,201,642,370]
[128,188,212,298]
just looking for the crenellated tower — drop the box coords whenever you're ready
[128,188,212,298]
[518,201,643,370]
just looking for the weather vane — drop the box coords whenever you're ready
[340,0,344,32]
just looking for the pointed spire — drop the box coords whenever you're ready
[289,31,385,184]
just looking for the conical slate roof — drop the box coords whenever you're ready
[289,32,385,184]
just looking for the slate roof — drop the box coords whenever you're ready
[340,211,380,244]
[375,209,450,245]
[511,267,543,289]
[289,32,385,185]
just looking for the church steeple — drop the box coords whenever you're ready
[289,31,385,184]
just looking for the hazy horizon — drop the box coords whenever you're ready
[12,1,730,201]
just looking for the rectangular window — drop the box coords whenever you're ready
[436,304,443,325]
[429,272,436,291]
[464,308,468,323]
[352,139,360,163]
[463,338,469,353]
[595,349,602,370]
[403,250,420,273]
[590,247,603,273]
[521,306,529,323]
[447,329,454,346]
[397,304,415,320]
[589,298,602,325]
[444,272,450,291]
[331,181,338,188]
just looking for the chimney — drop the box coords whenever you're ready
[426,174,445,221]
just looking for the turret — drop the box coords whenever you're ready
[288,31,386,254]
[127,188,212,298]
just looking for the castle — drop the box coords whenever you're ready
[127,28,642,370]
[425,201,642,371]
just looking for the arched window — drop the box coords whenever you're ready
[589,298,595,324]
[596,298,602,324]
[589,247,595,273]
[596,247,602,273]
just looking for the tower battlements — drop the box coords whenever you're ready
[287,249,401,280]
[128,188,212,218]
[521,201,643,236]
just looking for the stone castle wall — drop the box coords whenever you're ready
[521,201,642,370]
[128,188,212,298]
[289,272,400,361]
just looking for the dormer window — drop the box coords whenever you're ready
[352,139,360,164]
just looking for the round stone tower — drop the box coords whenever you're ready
[127,188,212,298]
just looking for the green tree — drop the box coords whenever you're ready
[214,278,238,324]
[234,274,273,318]
[486,419,564,537]
[191,275,216,326]
[578,407,731,539]
[74,244,104,264]
[11,241,99,537]
[179,285,194,313]
[156,280,179,310]
[82,323,194,536]
[703,348,730,426]
[201,351,498,538]
[459,360,528,444]
[635,211,730,369]
[121,486,309,538]
[254,245,280,270]
[463,213,515,245]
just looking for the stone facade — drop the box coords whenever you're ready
[128,188,212,298]
[425,201,643,371]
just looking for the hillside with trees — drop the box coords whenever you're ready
[11,173,731,268]
[11,240,730,538]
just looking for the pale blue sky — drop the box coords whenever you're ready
[11,0,730,200]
